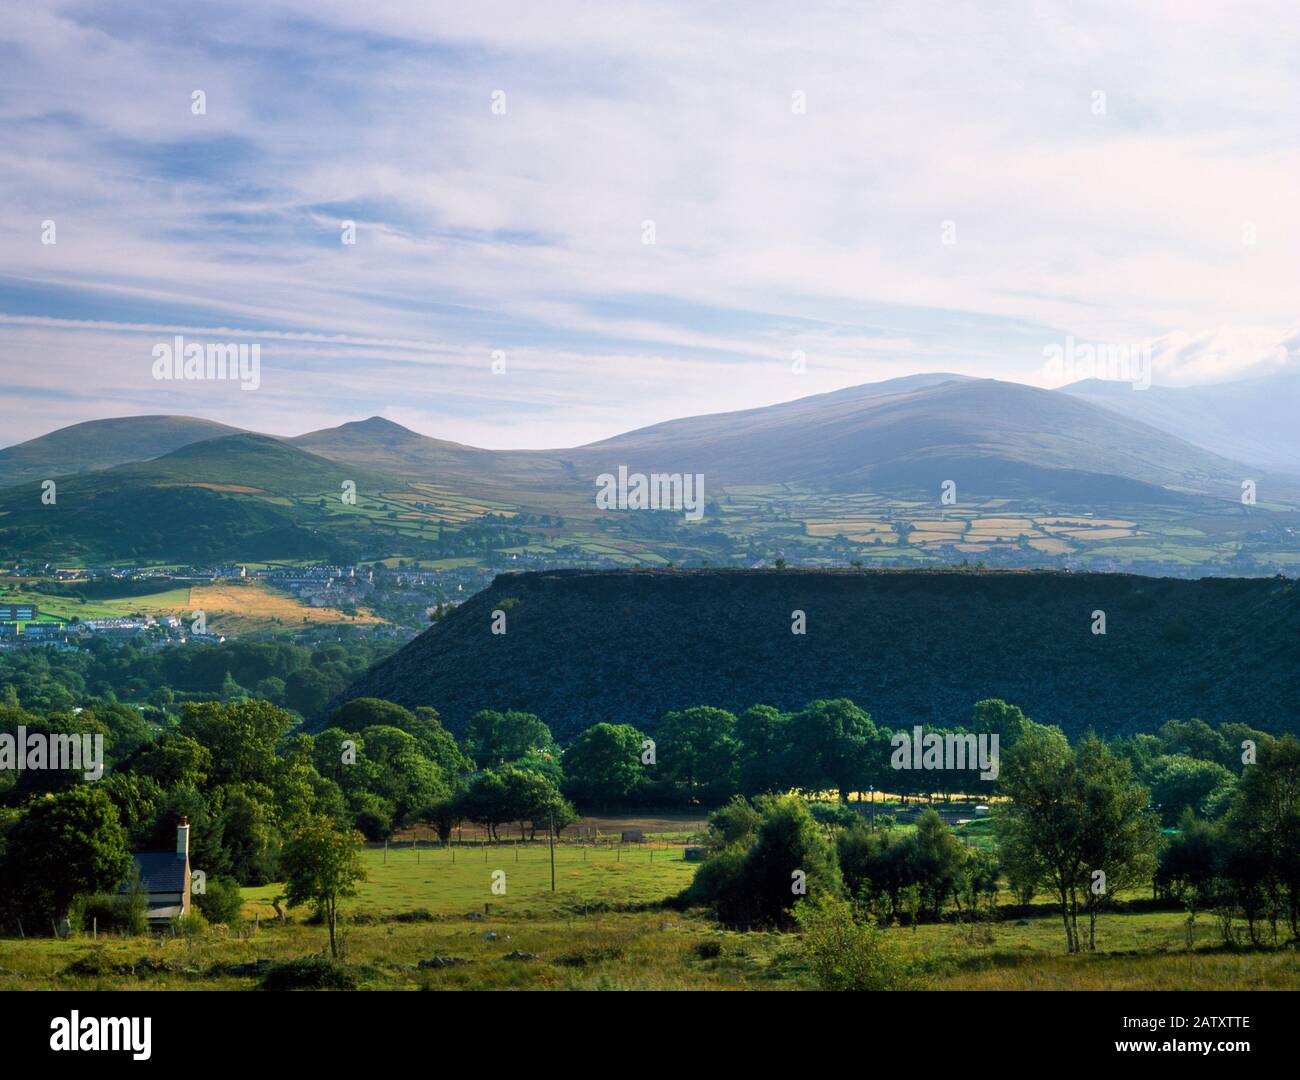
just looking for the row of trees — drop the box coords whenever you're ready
[684,722,1300,955]
[0,637,395,716]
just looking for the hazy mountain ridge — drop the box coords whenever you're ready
[3,375,1296,568]
[1062,373,1300,473]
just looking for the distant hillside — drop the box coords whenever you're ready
[0,415,245,488]
[331,569,1300,741]
[4,376,1297,570]
[567,377,1254,498]
[0,434,400,564]
[1061,374,1300,474]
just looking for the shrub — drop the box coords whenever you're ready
[793,893,912,991]
[194,876,244,927]
[705,796,761,851]
[693,939,722,960]
[354,807,393,842]
[114,866,150,936]
[260,956,359,991]
[685,795,842,929]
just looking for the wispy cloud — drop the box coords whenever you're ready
[2,1,1298,446]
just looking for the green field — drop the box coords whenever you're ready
[3,888,1297,991]
[3,834,1298,991]
[242,841,698,919]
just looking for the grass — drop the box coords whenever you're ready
[0,807,1294,992]
[3,899,1297,991]
[242,842,699,919]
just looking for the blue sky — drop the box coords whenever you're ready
[2,0,1299,448]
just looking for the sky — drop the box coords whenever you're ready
[2,0,1299,449]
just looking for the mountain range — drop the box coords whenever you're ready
[2,373,1298,571]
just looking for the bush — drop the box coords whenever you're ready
[172,909,208,939]
[194,876,244,927]
[354,807,393,842]
[71,893,122,935]
[685,795,842,929]
[705,796,762,851]
[793,893,913,991]
[809,802,861,829]
[112,868,150,935]
[260,956,359,991]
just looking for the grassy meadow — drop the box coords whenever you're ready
[3,837,1297,991]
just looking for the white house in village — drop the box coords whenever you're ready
[121,818,193,924]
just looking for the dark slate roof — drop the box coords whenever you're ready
[123,852,188,894]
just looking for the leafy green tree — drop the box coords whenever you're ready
[464,709,556,767]
[705,795,763,851]
[281,814,366,958]
[1,787,131,928]
[735,705,791,796]
[132,733,212,790]
[194,875,245,927]
[787,699,875,803]
[457,770,511,840]
[283,666,347,716]
[327,701,470,779]
[1225,735,1300,938]
[358,726,449,825]
[1157,810,1221,940]
[1158,718,1230,768]
[177,699,292,788]
[970,699,1030,750]
[657,706,739,804]
[996,726,1160,952]
[1146,754,1236,825]
[492,765,572,841]
[412,706,473,779]
[562,723,646,806]
[793,893,910,990]
[687,795,842,929]
[215,789,282,885]
[910,808,968,918]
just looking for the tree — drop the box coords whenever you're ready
[1225,735,1300,939]
[735,705,791,796]
[971,699,1030,750]
[687,795,842,929]
[910,808,968,919]
[177,699,292,788]
[1074,735,1161,950]
[1,787,131,929]
[657,706,739,804]
[132,733,212,790]
[457,770,511,840]
[1146,754,1235,825]
[787,699,875,803]
[792,893,909,990]
[464,710,555,767]
[281,814,366,958]
[1157,810,1220,942]
[562,723,646,806]
[995,726,1160,952]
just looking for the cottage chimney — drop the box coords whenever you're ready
[177,817,190,856]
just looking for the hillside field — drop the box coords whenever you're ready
[0,579,380,633]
